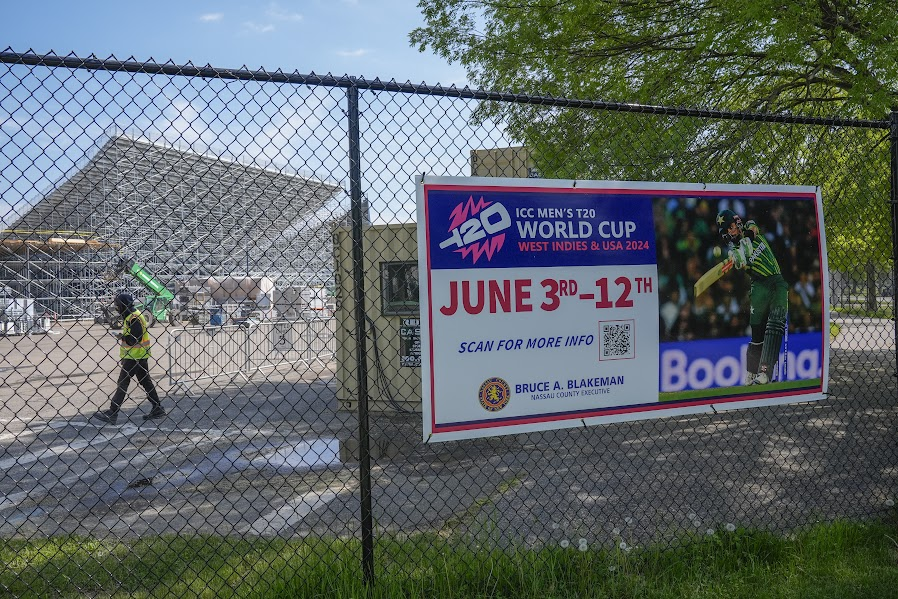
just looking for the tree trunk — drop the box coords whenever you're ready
[866,260,878,313]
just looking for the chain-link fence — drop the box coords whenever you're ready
[0,49,896,592]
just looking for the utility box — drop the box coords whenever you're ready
[274,287,304,319]
[333,224,421,413]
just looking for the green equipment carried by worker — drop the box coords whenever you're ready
[97,256,175,328]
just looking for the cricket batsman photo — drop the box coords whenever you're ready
[710,209,789,385]
[654,189,828,402]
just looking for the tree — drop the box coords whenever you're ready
[410,0,898,273]
[412,0,898,116]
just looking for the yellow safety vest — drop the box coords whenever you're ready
[120,310,152,360]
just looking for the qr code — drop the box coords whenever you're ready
[599,320,635,360]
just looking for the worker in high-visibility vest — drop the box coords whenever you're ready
[93,292,165,425]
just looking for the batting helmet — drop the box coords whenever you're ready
[716,209,743,241]
[114,292,134,315]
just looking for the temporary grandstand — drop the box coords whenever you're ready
[0,133,345,319]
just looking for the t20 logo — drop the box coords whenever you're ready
[438,196,511,264]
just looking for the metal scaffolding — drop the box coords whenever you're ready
[0,133,345,318]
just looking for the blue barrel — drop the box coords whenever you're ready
[209,310,224,326]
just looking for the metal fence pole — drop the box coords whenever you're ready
[890,110,898,376]
[243,325,250,376]
[347,82,375,584]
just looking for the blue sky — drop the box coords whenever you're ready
[2,1,466,85]
[1,2,510,226]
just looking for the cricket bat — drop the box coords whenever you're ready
[694,257,734,297]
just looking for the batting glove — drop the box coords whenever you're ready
[729,246,747,269]
[739,237,754,263]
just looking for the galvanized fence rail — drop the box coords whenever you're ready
[166,318,336,394]
[0,49,896,593]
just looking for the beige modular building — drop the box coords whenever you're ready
[334,147,538,413]
[470,146,540,178]
[333,224,421,413]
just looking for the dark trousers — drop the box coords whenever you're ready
[109,358,161,413]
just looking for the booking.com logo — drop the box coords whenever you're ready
[438,196,512,264]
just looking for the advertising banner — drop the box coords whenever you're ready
[417,176,828,442]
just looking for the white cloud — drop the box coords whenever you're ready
[158,99,212,148]
[199,13,223,22]
[337,49,369,58]
[265,3,302,22]
[151,89,345,182]
[243,21,275,34]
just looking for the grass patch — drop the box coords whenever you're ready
[2,520,898,598]
[832,305,895,320]
[659,379,821,403]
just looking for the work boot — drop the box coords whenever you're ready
[142,406,166,421]
[92,409,118,425]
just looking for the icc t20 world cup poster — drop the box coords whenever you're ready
[416,176,828,442]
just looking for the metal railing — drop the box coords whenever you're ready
[166,318,337,393]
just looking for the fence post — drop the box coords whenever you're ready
[347,82,375,584]
[890,110,898,376]
[243,324,250,376]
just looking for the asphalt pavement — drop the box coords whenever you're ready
[0,318,894,550]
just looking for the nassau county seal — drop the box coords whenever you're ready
[478,377,511,412]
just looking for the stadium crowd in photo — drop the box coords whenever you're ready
[655,196,823,342]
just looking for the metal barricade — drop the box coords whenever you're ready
[166,318,336,394]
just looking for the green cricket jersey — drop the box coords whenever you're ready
[734,220,782,279]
